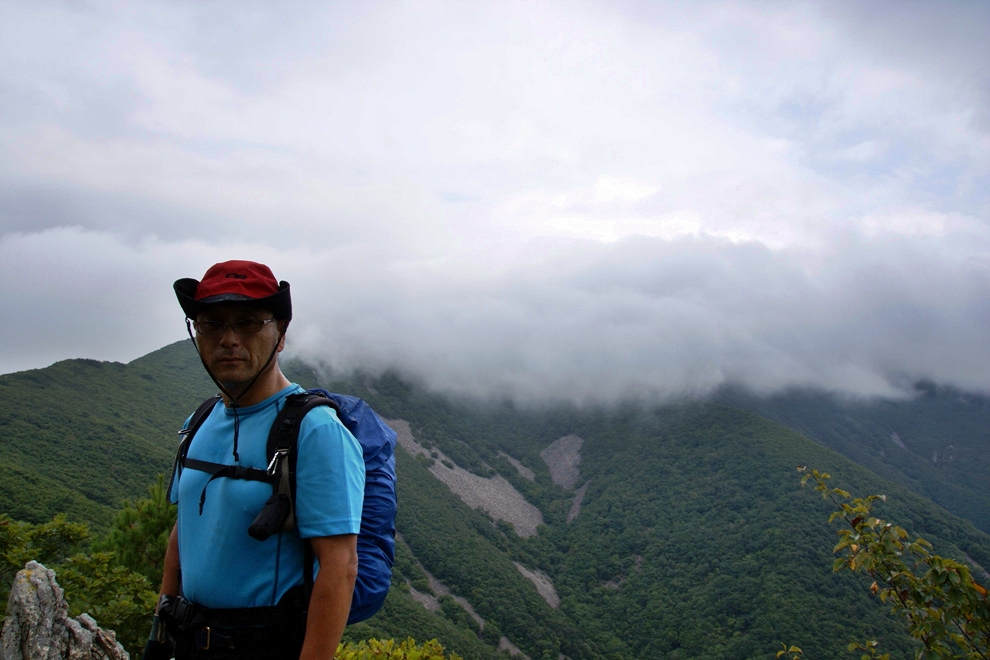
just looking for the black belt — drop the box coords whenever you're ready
[192,623,285,652]
[158,591,306,659]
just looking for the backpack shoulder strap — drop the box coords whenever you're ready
[265,391,338,519]
[167,394,223,502]
[265,391,338,460]
[265,391,338,600]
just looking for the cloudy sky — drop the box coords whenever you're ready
[2,0,989,403]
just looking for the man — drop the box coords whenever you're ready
[148,260,365,660]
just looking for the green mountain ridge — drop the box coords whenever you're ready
[2,341,989,659]
[0,345,214,528]
[714,383,990,534]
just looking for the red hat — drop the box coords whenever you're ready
[174,260,292,319]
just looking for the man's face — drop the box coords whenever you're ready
[194,304,284,391]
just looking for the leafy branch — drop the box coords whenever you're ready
[336,637,463,659]
[796,466,990,660]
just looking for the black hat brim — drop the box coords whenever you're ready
[174,278,292,320]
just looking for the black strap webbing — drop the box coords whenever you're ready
[180,458,273,514]
[180,458,268,481]
[167,395,222,503]
[264,393,337,601]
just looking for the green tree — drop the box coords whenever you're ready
[796,467,990,659]
[0,513,90,616]
[1,481,172,658]
[56,552,157,657]
[96,474,176,587]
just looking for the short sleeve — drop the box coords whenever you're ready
[292,406,365,538]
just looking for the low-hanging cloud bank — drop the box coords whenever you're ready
[286,227,990,404]
[1,219,989,405]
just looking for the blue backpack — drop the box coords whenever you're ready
[171,388,397,624]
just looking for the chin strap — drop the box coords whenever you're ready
[185,319,285,462]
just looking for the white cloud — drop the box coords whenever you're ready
[0,0,988,404]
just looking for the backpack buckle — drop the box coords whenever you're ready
[266,448,289,476]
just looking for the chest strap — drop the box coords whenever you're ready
[180,457,272,514]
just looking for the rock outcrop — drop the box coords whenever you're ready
[540,434,583,490]
[1,561,128,660]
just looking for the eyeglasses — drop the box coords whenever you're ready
[191,318,277,336]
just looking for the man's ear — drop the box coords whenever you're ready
[276,320,290,352]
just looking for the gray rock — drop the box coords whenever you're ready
[1,561,129,660]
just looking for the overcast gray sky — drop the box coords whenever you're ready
[2,0,989,403]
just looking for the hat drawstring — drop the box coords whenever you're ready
[231,404,241,462]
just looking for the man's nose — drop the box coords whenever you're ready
[217,324,241,345]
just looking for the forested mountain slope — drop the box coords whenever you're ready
[335,377,990,658]
[0,342,214,528]
[2,341,989,658]
[715,384,990,534]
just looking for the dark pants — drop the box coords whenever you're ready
[160,590,307,660]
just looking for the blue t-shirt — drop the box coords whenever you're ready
[170,384,365,608]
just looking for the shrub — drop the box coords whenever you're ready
[336,637,463,659]
[787,467,990,659]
